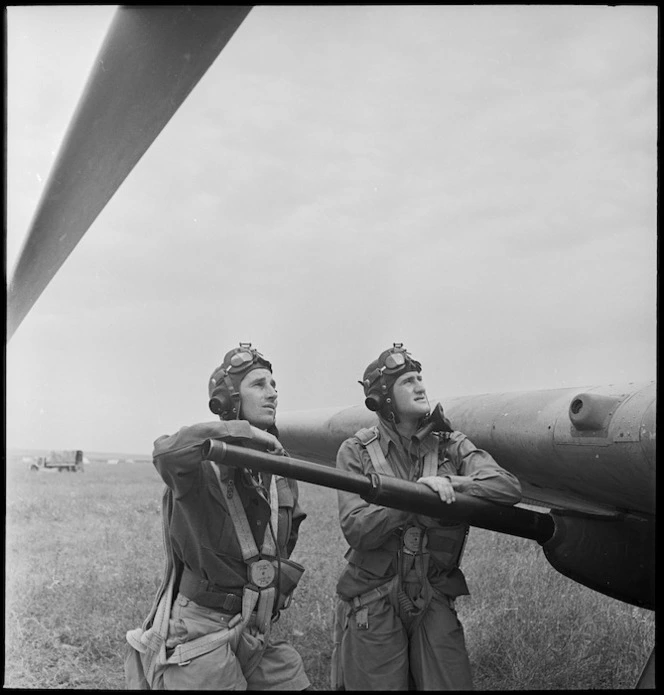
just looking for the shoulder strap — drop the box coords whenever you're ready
[208,460,278,560]
[208,460,279,633]
[355,426,379,446]
[355,427,393,477]
[421,436,439,478]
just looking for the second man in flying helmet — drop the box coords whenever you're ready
[331,343,522,690]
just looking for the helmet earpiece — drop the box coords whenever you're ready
[365,394,394,418]
[364,394,383,412]
[208,396,226,416]
[208,366,242,419]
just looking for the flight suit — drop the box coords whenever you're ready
[125,421,310,690]
[333,418,522,691]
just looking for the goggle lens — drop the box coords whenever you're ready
[229,350,255,369]
[384,351,406,371]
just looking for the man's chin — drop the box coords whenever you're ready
[258,414,277,430]
[245,413,276,430]
[408,406,430,419]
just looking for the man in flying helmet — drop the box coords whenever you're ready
[331,343,522,691]
[125,343,310,691]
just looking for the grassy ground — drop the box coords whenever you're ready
[5,459,654,689]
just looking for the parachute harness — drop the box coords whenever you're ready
[209,461,281,634]
[350,426,438,628]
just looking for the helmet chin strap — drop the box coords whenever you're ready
[381,374,400,424]
[221,370,242,420]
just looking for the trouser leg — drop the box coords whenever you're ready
[408,591,473,690]
[339,595,410,691]
[243,633,310,691]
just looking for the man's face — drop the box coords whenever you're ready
[239,368,278,429]
[391,370,429,420]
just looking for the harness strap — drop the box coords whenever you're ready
[355,427,393,476]
[167,587,256,666]
[125,465,285,686]
[209,460,279,634]
[421,442,438,478]
[126,558,176,682]
[353,428,442,624]
[398,547,432,617]
[349,576,398,612]
[256,586,277,633]
[344,576,401,630]
[356,427,440,479]
[209,461,279,561]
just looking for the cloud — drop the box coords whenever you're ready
[6,6,657,453]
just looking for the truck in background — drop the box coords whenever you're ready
[30,450,84,473]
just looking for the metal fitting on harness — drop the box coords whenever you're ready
[354,606,369,630]
[402,526,427,555]
[248,558,276,589]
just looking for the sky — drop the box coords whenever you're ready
[6,5,657,456]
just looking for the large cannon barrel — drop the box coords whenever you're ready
[201,440,555,544]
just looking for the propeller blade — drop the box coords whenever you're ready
[7,5,252,340]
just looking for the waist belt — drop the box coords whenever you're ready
[179,566,243,613]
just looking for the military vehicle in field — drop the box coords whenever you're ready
[30,450,84,472]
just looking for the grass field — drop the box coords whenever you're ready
[5,458,654,690]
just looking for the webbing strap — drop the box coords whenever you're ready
[169,629,232,666]
[357,427,440,479]
[356,428,394,477]
[127,588,259,675]
[256,586,277,634]
[209,460,278,561]
[167,587,260,666]
[208,460,278,633]
[350,575,398,611]
[125,476,274,686]
[353,429,439,621]
[266,475,279,557]
[421,443,438,478]
[365,438,393,477]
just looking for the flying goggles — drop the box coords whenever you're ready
[363,344,421,389]
[225,342,272,373]
[382,348,408,373]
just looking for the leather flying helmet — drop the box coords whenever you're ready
[360,343,422,422]
[208,342,272,420]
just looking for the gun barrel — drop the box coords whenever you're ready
[203,439,371,495]
[202,440,554,544]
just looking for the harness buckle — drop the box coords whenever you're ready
[402,526,427,555]
[355,606,369,630]
[248,559,276,588]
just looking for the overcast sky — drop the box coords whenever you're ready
[6,5,657,456]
